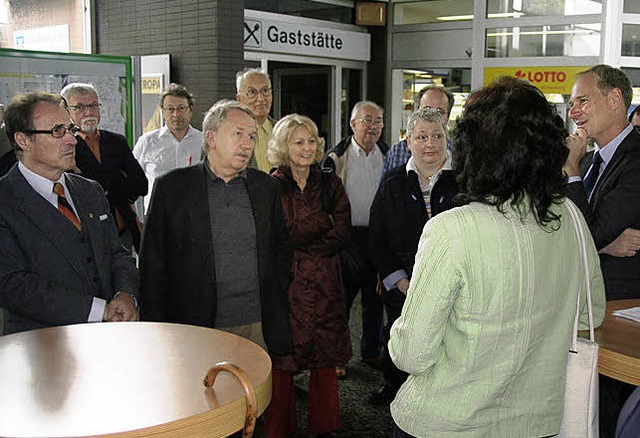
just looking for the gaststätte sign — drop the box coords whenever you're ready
[243,14,370,62]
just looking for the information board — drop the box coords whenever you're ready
[0,48,133,144]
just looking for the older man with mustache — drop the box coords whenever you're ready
[139,99,293,360]
[61,83,148,252]
[323,100,389,377]
[0,91,139,334]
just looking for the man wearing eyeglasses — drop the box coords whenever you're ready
[323,101,389,375]
[0,91,139,334]
[61,83,148,252]
[236,68,275,173]
[382,85,454,178]
[0,103,17,177]
[133,83,203,220]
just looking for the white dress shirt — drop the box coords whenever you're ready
[344,138,384,227]
[133,125,203,217]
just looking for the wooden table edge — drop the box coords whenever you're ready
[89,371,272,438]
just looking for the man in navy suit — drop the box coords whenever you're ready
[61,83,147,252]
[564,64,640,438]
[564,64,640,301]
[0,91,139,334]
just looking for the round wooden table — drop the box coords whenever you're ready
[0,322,272,438]
[594,299,640,386]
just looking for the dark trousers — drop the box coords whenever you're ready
[263,368,341,437]
[599,375,636,437]
[394,424,416,438]
[382,289,409,392]
[343,226,384,359]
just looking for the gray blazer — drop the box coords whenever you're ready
[0,164,139,334]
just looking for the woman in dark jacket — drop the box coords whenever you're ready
[264,113,351,438]
[368,107,458,405]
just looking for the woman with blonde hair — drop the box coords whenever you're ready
[263,114,351,438]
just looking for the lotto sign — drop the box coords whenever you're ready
[484,66,589,94]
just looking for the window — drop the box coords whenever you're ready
[622,24,640,57]
[394,0,473,25]
[245,0,353,25]
[624,0,640,14]
[487,0,601,18]
[486,24,600,58]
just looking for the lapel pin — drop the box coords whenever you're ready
[89,213,94,219]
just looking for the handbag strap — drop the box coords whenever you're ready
[565,200,595,346]
[319,167,334,213]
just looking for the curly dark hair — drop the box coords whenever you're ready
[452,76,569,227]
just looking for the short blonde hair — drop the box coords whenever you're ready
[268,114,325,167]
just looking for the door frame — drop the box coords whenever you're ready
[272,66,331,142]
[244,51,367,148]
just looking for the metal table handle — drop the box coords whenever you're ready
[204,361,258,438]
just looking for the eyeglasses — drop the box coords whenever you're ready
[412,133,445,144]
[23,124,81,138]
[69,103,102,112]
[162,105,191,114]
[244,87,272,99]
[422,106,447,116]
[358,118,384,127]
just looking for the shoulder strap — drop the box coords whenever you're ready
[319,167,334,213]
[565,199,595,347]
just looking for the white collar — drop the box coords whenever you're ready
[405,150,452,175]
[18,161,69,203]
[350,137,377,156]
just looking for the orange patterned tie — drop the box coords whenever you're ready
[53,182,81,231]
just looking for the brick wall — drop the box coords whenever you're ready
[94,0,245,130]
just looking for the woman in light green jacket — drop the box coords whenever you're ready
[389,77,606,438]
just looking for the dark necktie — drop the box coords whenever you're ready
[583,151,603,200]
[53,182,81,231]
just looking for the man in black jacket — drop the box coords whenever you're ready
[61,83,147,252]
[139,99,293,356]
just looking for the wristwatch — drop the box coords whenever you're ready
[114,291,139,310]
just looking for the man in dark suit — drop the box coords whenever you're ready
[0,103,17,177]
[139,99,292,357]
[565,64,640,301]
[564,64,640,438]
[61,83,147,252]
[0,91,139,334]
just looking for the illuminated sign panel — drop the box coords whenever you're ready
[484,66,589,94]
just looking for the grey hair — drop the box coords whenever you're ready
[350,100,384,122]
[406,107,448,140]
[201,99,256,153]
[60,83,99,100]
[577,64,633,111]
[236,68,272,94]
